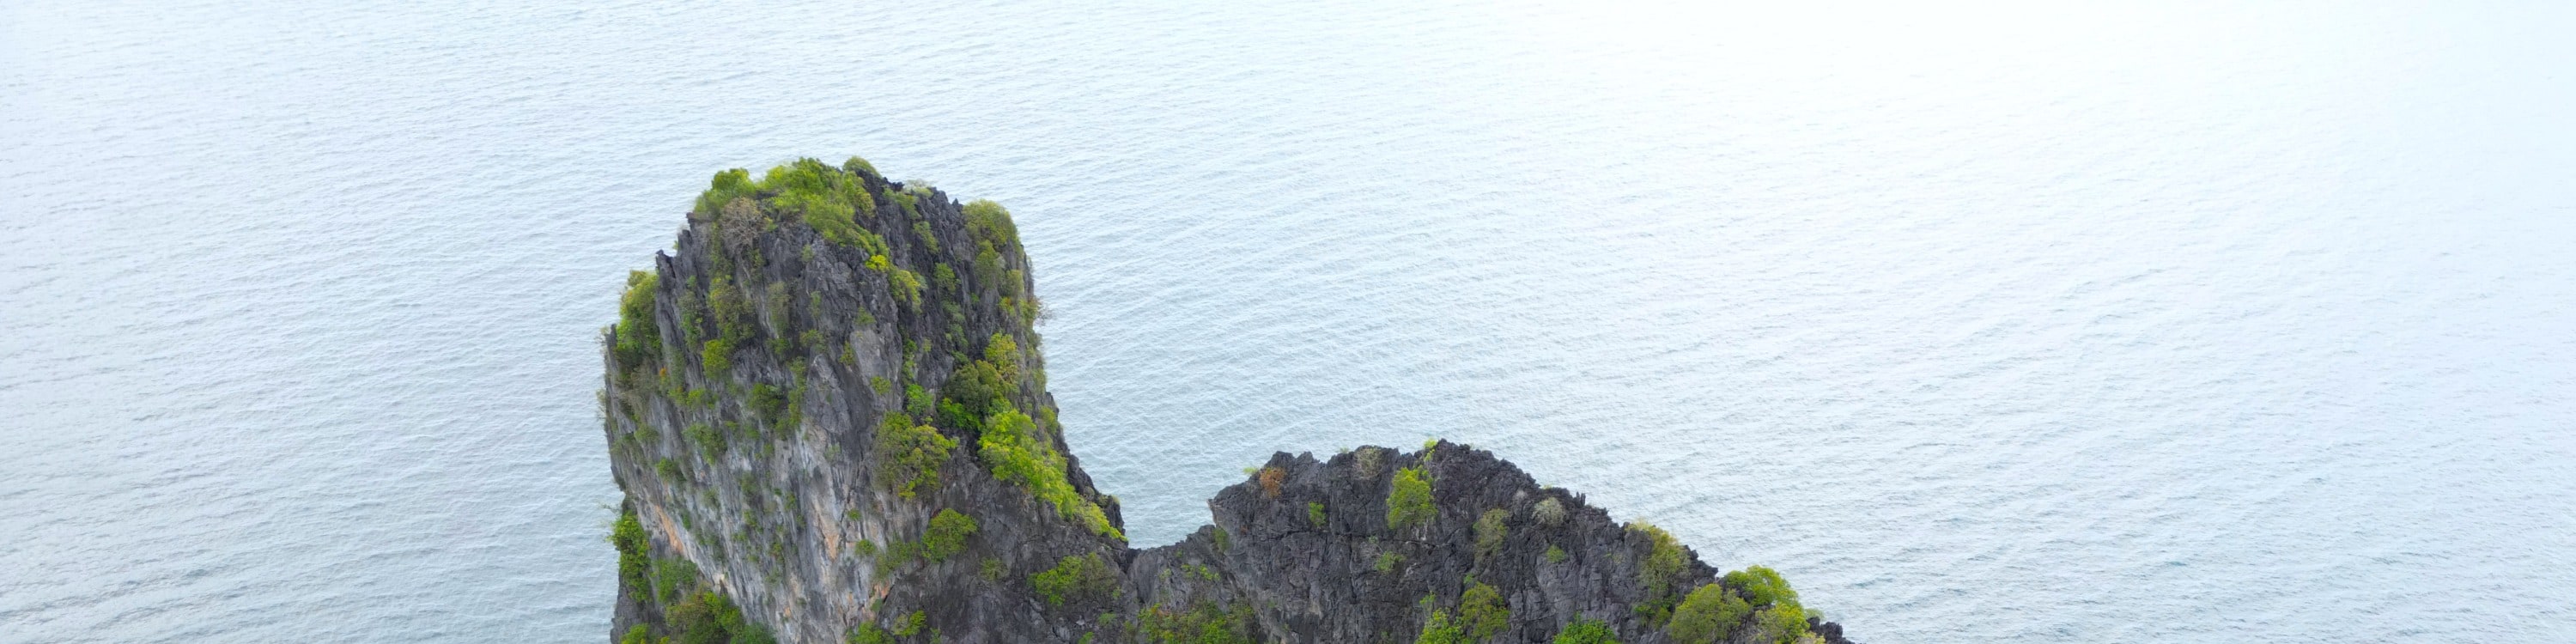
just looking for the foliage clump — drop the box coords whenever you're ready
[1473,508,1510,561]
[1459,580,1510,641]
[1534,497,1567,526]
[1552,619,1619,644]
[1630,522,1691,620]
[921,508,977,562]
[1666,566,1814,644]
[610,508,650,597]
[1308,501,1327,527]
[1386,466,1435,530]
[665,590,775,644]
[875,412,956,498]
[1134,601,1256,644]
[1414,610,1467,644]
[614,271,659,366]
[1030,552,1119,607]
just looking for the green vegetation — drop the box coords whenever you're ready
[842,155,878,177]
[665,590,775,644]
[1031,553,1118,607]
[1723,566,1799,609]
[874,412,955,498]
[1552,619,1619,644]
[611,508,650,597]
[978,405,1121,538]
[1460,580,1510,641]
[1546,544,1568,563]
[1135,602,1256,644]
[850,611,926,644]
[1667,583,1751,643]
[1374,552,1402,574]
[1534,497,1567,526]
[920,508,977,562]
[1211,526,1229,552]
[961,199,1019,249]
[652,557,698,605]
[1665,566,1812,644]
[615,271,660,365]
[738,158,876,246]
[890,268,924,309]
[1473,508,1509,560]
[1308,501,1327,527]
[700,338,732,374]
[1415,610,1467,644]
[695,168,757,217]
[749,384,787,426]
[913,222,939,252]
[1387,466,1435,529]
[1631,522,1691,621]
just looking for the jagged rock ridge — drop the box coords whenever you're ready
[598,158,1857,644]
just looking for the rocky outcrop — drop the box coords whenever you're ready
[598,159,1857,644]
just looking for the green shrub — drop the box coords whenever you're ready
[753,158,876,246]
[890,268,924,309]
[1135,601,1255,644]
[921,508,976,562]
[1667,583,1750,643]
[1722,566,1799,610]
[933,263,959,295]
[1415,610,1467,644]
[652,557,698,604]
[665,589,773,644]
[913,222,939,252]
[1308,501,1327,527]
[1534,497,1567,526]
[694,168,756,217]
[974,241,1005,293]
[874,413,955,498]
[1374,552,1402,573]
[1461,580,1510,641]
[621,624,651,644]
[1546,544,1568,563]
[685,422,722,460]
[1031,552,1118,606]
[1474,509,1509,560]
[1387,466,1434,529]
[979,405,1121,538]
[610,508,650,596]
[1552,619,1619,644]
[1631,522,1690,617]
[1749,605,1810,644]
[708,275,752,343]
[842,155,878,177]
[961,199,1019,248]
[615,271,660,365]
[749,384,787,425]
[700,339,732,374]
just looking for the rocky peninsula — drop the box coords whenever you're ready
[598,158,1858,644]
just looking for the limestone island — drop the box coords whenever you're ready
[598,158,1861,644]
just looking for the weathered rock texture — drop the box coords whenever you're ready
[599,160,1858,644]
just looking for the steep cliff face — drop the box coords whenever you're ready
[598,159,1856,644]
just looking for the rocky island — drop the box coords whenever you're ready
[598,158,1858,644]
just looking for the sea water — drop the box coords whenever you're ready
[3,1,2571,641]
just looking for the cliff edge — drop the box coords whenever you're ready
[598,158,1858,644]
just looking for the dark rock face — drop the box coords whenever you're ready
[599,161,1856,644]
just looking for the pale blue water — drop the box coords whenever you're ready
[3,1,2573,641]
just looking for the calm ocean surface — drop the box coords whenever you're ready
[3,1,2572,641]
